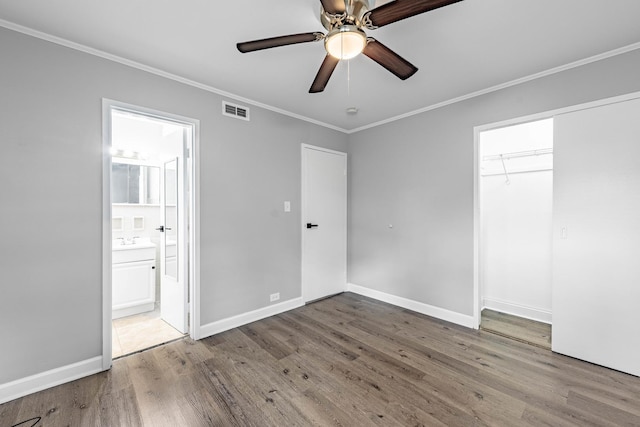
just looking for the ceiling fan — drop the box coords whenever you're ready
[237,0,463,93]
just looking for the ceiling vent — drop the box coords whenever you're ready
[222,101,250,121]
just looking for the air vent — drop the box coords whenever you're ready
[222,101,250,121]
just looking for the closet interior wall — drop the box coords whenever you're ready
[480,119,554,324]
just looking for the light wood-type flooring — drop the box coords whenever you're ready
[2,292,640,426]
[480,309,552,350]
[112,308,185,358]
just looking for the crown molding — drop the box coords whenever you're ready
[0,19,349,134]
[2,19,639,135]
[346,41,640,134]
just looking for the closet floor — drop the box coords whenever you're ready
[112,307,185,358]
[481,309,551,350]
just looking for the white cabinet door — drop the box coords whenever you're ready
[552,97,640,376]
[112,259,156,318]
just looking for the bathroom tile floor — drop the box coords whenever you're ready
[112,308,185,358]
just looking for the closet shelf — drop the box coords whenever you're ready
[483,148,553,161]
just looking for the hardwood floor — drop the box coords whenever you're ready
[480,309,552,350]
[2,292,640,426]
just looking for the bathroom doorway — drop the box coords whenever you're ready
[102,100,199,363]
[476,118,553,348]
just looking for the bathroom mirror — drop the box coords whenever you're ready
[112,162,160,204]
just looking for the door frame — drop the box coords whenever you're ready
[301,143,348,303]
[472,90,640,329]
[102,99,201,370]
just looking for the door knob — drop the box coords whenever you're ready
[306,223,319,229]
[155,225,172,232]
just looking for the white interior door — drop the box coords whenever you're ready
[302,145,347,302]
[160,156,188,333]
[552,97,640,376]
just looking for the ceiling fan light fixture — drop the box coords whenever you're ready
[325,25,367,60]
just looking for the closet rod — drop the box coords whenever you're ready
[483,147,553,161]
[481,167,553,177]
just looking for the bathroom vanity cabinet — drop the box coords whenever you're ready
[112,242,156,319]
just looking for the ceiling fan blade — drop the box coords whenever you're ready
[364,0,463,28]
[237,32,323,53]
[309,55,340,93]
[320,0,346,15]
[362,39,418,80]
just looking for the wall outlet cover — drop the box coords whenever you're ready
[270,293,280,302]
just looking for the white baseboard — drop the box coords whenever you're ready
[112,302,155,320]
[0,356,103,405]
[198,297,304,340]
[346,283,476,329]
[482,297,552,324]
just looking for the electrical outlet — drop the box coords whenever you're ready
[270,293,280,302]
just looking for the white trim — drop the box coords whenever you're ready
[473,124,481,328]
[300,144,348,157]
[198,298,304,339]
[101,99,113,370]
[474,90,640,134]
[482,297,552,325]
[0,357,102,405]
[347,42,640,134]
[347,283,476,329]
[102,99,201,358]
[112,302,156,320]
[189,117,202,340]
[300,144,348,303]
[0,20,347,134]
[472,90,640,328]
[2,19,639,135]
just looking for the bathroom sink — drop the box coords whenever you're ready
[112,238,156,251]
[112,239,156,264]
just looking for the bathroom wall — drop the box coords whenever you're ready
[0,26,348,388]
[110,112,186,291]
[112,204,162,294]
[112,205,161,243]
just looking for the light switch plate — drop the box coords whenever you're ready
[561,227,568,239]
[284,201,291,212]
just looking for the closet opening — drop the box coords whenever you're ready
[476,118,553,349]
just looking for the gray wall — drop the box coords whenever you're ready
[0,27,347,385]
[348,49,640,316]
[3,22,640,389]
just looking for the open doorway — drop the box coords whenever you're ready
[476,118,553,349]
[102,101,198,362]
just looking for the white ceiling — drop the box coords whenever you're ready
[1,0,640,132]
